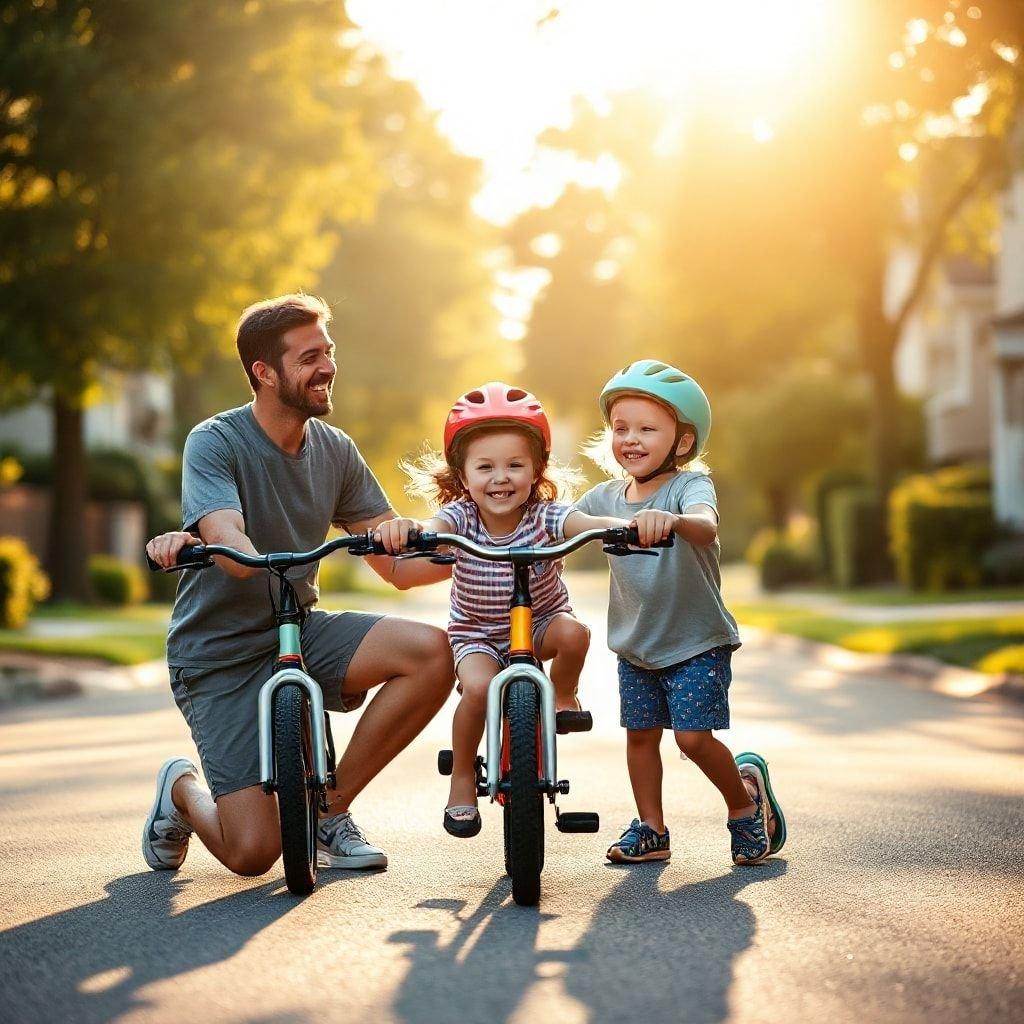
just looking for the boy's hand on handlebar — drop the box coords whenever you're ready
[146,531,198,570]
[631,510,677,547]
[373,517,424,555]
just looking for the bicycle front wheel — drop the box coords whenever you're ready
[507,678,544,906]
[274,684,318,895]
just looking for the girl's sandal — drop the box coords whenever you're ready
[443,805,482,838]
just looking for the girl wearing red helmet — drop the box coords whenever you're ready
[389,382,630,838]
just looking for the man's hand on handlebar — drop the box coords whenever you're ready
[146,531,199,570]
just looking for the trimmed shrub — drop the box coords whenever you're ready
[827,486,891,588]
[0,537,51,628]
[89,555,149,606]
[811,468,866,582]
[889,465,996,591]
[981,538,1024,585]
[745,527,818,591]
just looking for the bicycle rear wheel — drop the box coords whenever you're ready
[507,678,544,906]
[274,684,318,895]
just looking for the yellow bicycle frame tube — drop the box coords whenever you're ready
[509,604,533,658]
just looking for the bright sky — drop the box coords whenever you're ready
[347,0,837,224]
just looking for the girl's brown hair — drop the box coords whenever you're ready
[403,425,584,508]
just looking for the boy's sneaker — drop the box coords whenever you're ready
[142,757,197,871]
[316,811,388,869]
[735,751,787,854]
[606,819,671,863]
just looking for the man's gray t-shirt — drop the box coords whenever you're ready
[166,405,391,668]
[574,472,740,670]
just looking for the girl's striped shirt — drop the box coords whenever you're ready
[435,498,574,644]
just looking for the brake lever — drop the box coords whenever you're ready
[395,550,456,565]
[603,544,659,557]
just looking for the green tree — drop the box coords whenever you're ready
[0,1,377,598]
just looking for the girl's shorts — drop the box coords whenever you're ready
[451,613,574,675]
[618,646,733,732]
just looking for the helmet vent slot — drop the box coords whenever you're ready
[660,372,687,383]
[506,388,528,401]
[466,390,485,404]
[644,362,669,375]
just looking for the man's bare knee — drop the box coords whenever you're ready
[223,835,280,877]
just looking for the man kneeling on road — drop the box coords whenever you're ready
[144,293,453,876]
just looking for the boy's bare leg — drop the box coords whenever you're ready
[626,727,667,833]
[537,613,590,711]
[674,730,757,818]
[446,653,500,812]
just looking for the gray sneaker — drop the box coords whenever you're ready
[142,757,197,870]
[316,811,388,869]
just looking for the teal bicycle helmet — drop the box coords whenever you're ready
[599,359,712,452]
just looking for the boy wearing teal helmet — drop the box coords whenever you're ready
[576,360,786,865]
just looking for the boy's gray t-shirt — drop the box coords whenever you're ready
[166,405,392,668]
[574,472,740,670]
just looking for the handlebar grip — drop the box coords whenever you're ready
[146,544,211,572]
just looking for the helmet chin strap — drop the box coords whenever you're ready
[633,423,686,484]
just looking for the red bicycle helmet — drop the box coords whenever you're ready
[443,382,552,460]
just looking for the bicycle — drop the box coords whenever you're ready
[400,524,672,906]
[147,532,404,895]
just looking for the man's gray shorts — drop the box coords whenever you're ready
[169,609,382,800]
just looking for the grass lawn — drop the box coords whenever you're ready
[731,602,1024,675]
[0,585,390,666]
[811,586,1024,607]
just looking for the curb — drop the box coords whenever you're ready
[0,655,166,707]
[739,625,1024,702]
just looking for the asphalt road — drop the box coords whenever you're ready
[1,579,1022,1024]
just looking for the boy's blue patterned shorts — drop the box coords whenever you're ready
[618,646,733,731]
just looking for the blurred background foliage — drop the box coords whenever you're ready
[1,0,1022,599]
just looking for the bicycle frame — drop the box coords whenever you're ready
[484,662,556,800]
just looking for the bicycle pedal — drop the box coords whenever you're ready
[556,811,600,833]
[437,749,453,776]
[555,710,593,734]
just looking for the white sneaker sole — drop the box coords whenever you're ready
[316,847,388,870]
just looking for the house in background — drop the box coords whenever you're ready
[991,166,1024,530]
[0,371,173,459]
[0,371,174,564]
[892,163,1024,531]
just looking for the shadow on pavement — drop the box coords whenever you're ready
[0,869,364,1024]
[387,859,787,1024]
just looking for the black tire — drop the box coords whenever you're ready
[274,684,318,895]
[507,678,544,906]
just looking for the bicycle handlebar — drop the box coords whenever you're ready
[147,525,672,574]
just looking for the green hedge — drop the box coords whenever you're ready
[89,555,150,606]
[811,468,866,582]
[889,465,996,591]
[745,527,818,591]
[0,536,51,628]
[827,486,890,588]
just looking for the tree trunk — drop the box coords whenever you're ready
[765,482,789,533]
[46,393,90,602]
[858,246,902,504]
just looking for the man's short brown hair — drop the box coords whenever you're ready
[236,293,331,393]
